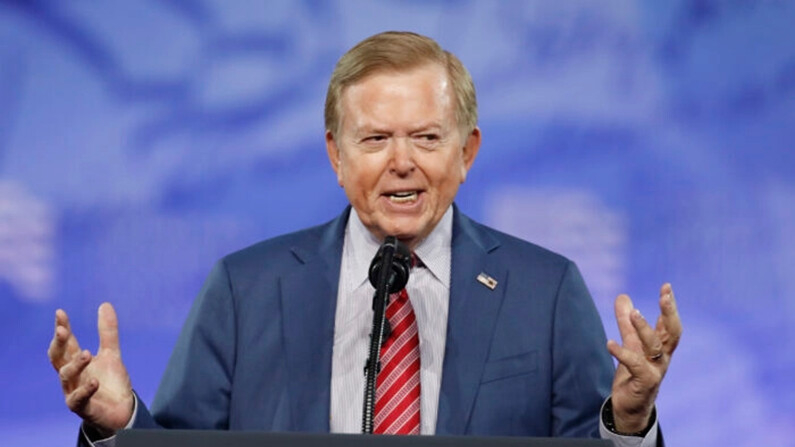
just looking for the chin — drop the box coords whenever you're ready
[390,227,429,248]
[381,219,422,237]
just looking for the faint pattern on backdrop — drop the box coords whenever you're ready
[1,1,794,446]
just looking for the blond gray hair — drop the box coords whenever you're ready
[324,31,477,138]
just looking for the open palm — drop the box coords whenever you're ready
[48,303,134,435]
[606,284,682,433]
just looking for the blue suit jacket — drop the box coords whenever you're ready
[127,206,615,437]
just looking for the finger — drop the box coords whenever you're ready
[58,349,92,391]
[48,309,80,370]
[607,339,660,384]
[614,294,641,349]
[65,378,99,413]
[630,309,664,360]
[98,303,121,354]
[53,308,72,333]
[49,310,69,352]
[658,284,683,352]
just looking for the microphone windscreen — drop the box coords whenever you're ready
[368,236,411,292]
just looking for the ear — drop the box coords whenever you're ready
[326,130,344,187]
[459,126,481,183]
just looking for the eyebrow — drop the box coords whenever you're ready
[354,126,392,136]
[347,119,449,140]
[355,123,444,133]
[409,124,443,134]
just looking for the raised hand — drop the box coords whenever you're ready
[606,283,682,434]
[47,303,134,436]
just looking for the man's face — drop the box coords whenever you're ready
[326,63,481,249]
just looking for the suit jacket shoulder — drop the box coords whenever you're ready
[456,211,573,268]
[220,210,349,284]
[145,210,350,433]
[441,208,612,437]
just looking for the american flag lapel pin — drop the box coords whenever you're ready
[476,272,498,290]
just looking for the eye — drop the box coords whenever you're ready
[363,135,387,143]
[413,133,442,149]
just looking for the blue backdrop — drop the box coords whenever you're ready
[1,1,794,446]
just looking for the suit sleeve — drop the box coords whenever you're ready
[145,259,238,429]
[550,261,614,437]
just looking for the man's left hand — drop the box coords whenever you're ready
[607,283,682,434]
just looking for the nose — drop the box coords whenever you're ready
[389,137,415,176]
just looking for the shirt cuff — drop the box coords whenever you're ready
[80,393,139,447]
[598,397,658,447]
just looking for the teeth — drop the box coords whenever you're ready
[389,191,418,203]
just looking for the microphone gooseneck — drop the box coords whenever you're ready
[361,236,411,434]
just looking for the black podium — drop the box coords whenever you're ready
[117,430,614,447]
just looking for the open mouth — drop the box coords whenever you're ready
[386,191,419,203]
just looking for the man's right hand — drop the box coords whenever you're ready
[47,302,134,437]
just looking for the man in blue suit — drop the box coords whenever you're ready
[49,31,681,447]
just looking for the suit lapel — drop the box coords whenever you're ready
[280,210,348,432]
[436,207,507,435]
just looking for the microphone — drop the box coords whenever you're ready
[368,236,411,293]
[361,235,411,434]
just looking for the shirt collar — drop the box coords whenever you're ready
[346,207,453,290]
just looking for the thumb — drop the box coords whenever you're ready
[98,302,121,354]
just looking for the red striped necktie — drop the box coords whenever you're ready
[373,287,421,434]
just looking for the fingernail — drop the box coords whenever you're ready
[632,309,644,320]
